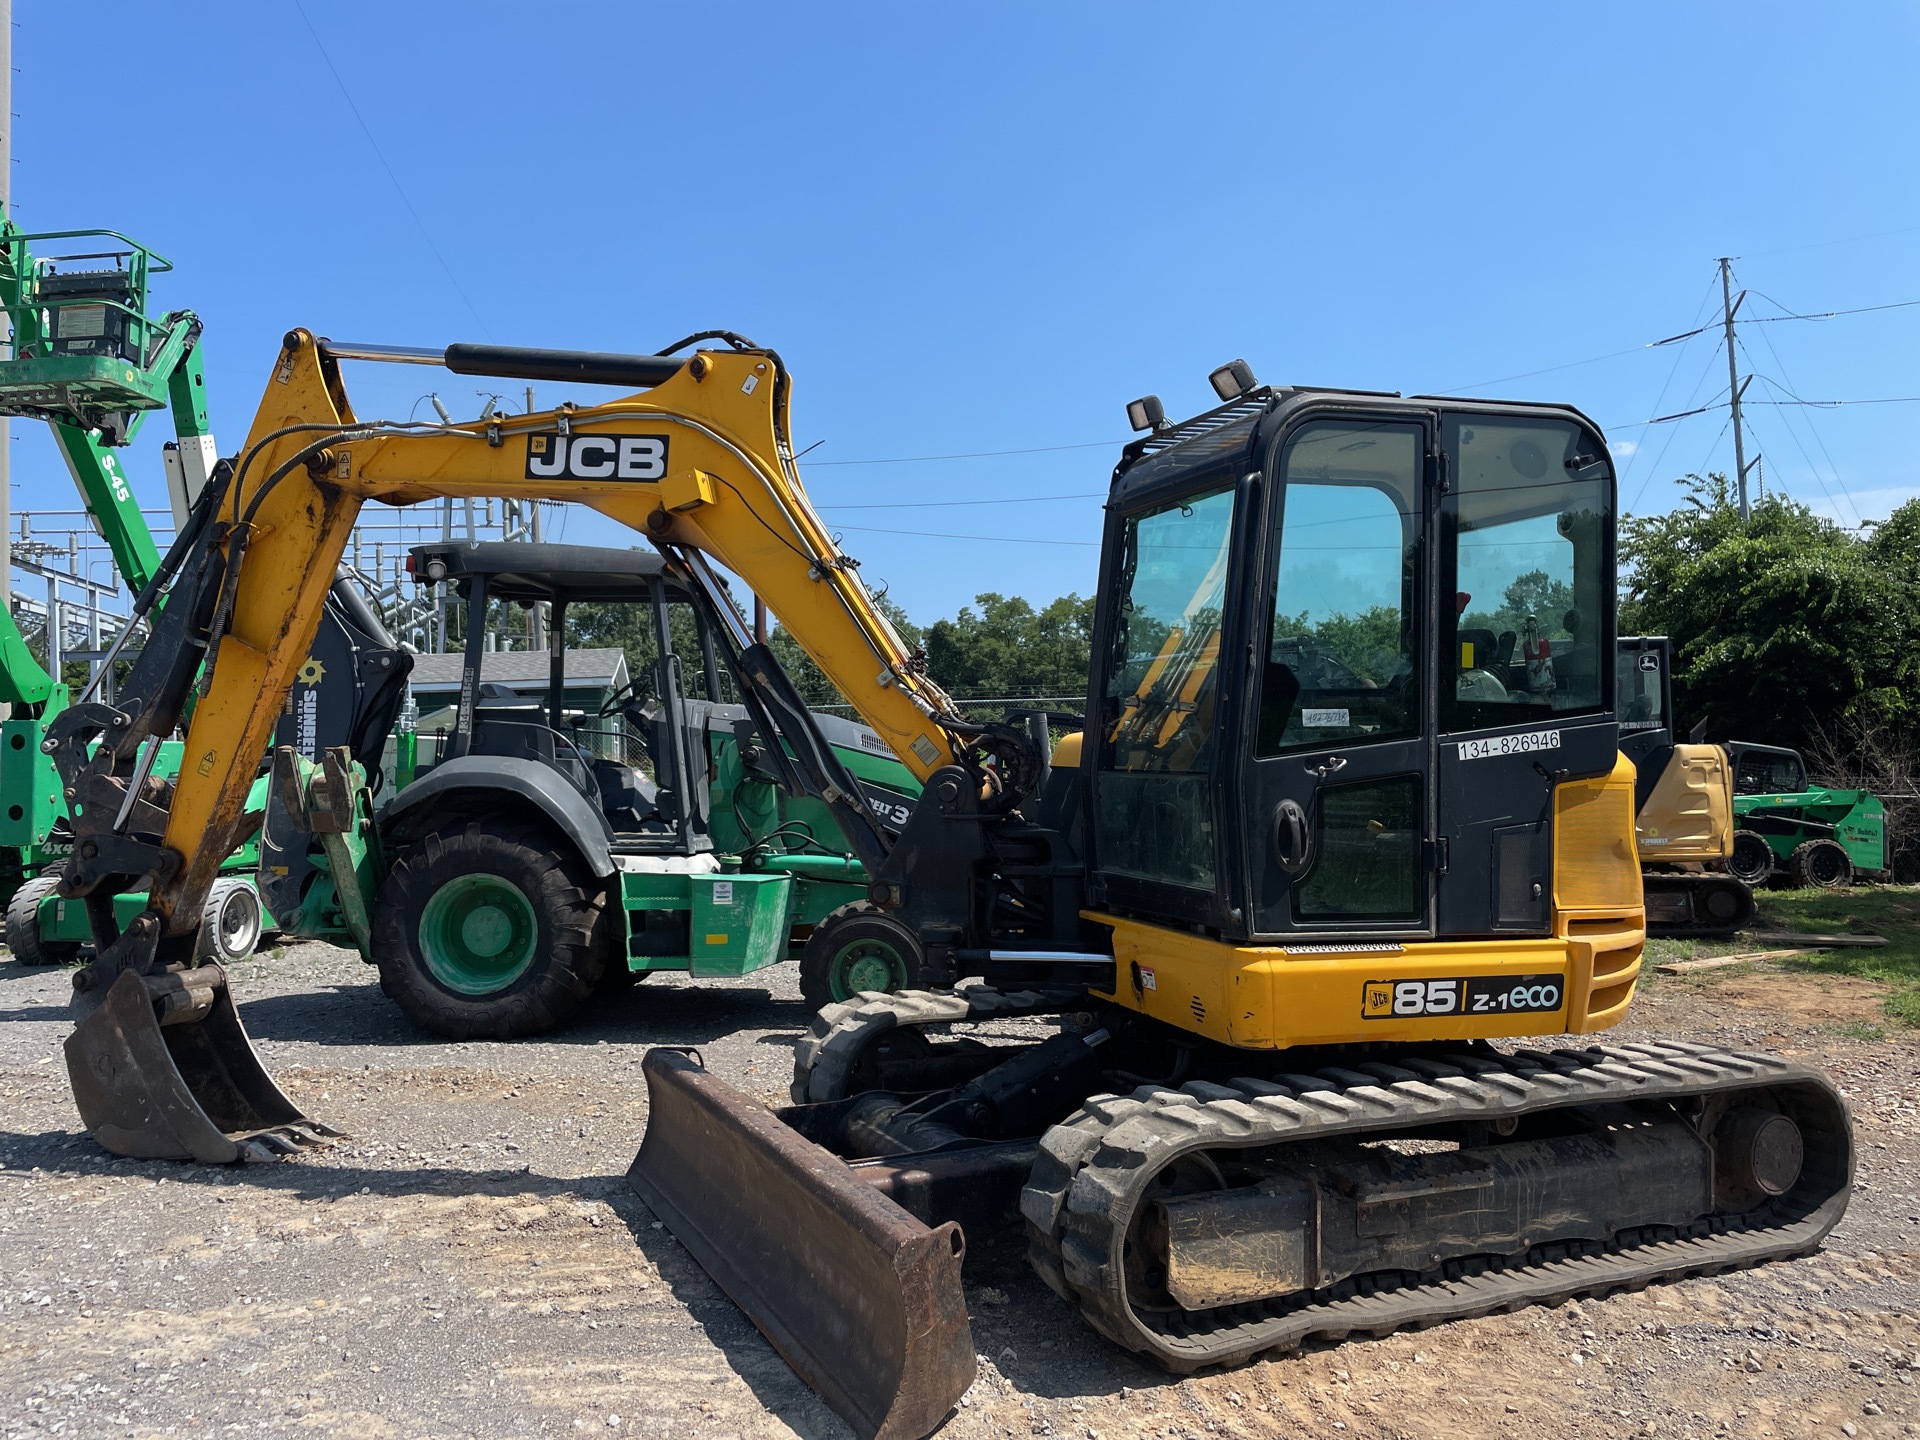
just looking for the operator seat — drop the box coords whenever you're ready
[470,683,596,798]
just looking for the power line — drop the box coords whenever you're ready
[1745,394,1920,408]
[833,523,1098,548]
[1742,295,1920,325]
[1621,268,1725,507]
[1745,316,1863,527]
[290,1,491,337]
[819,492,1105,510]
[1625,298,1731,513]
[806,438,1126,467]
[1436,344,1656,395]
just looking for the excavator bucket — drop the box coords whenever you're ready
[630,1047,975,1440]
[65,964,339,1163]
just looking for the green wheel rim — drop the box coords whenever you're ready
[830,935,909,1001]
[418,874,539,995]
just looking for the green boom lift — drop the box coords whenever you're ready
[0,224,267,965]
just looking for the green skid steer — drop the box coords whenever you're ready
[1724,742,1888,889]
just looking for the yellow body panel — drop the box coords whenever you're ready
[1089,759,1646,1049]
[1635,742,1734,864]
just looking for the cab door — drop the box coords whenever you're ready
[1245,416,1435,938]
[1432,412,1619,936]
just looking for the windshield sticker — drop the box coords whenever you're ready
[1458,729,1562,761]
[1302,708,1350,727]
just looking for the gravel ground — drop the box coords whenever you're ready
[1,942,1915,1440]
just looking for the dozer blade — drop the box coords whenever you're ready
[630,1047,974,1440]
[65,964,340,1163]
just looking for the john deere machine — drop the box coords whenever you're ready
[47,332,1852,1440]
[0,225,267,966]
[1616,637,1886,895]
[1725,742,1887,889]
[1616,635,1753,935]
[269,537,921,1037]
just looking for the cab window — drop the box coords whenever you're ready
[1095,487,1235,890]
[1255,421,1421,754]
[1442,417,1611,733]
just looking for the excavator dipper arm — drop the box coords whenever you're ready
[54,328,972,982]
[48,327,992,1425]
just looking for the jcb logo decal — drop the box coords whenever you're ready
[525,433,668,481]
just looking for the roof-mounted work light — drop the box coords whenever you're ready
[1126,395,1166,433]
[1208,358,1258,401]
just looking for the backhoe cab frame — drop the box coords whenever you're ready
[267,538,923,1025]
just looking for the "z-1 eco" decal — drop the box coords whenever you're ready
[525,432,669,481]
[1457,729,1562,761]
[1361,973,1564,1019]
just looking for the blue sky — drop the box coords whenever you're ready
[11,3,1920,626]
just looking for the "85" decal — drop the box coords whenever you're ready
[1361,973,1563,1020]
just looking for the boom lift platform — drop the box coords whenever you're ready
[46,332,1853,1440]
[0,225,260,964]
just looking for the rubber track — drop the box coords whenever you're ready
[1643,874,1756,940]
[791,986,1062,1105]
[1022,1037,1852,1372]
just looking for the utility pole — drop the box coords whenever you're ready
[0,0,13,712]
[1719,256,1755,520]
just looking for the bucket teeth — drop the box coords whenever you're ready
[237,1125,337,1161]
[65,965,328,1165]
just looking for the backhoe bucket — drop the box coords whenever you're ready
[65,964,339,1163]
[630,1047,975,1440]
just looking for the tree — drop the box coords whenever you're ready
[1463,571,1577,640]
[767,591,924,711]
[923,592,1096,713]
[1619,473,1910,752]
[1274,605,1403,685]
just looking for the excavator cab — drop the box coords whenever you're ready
[1089,396,1630,952]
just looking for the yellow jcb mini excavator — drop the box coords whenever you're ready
[51,334,1852,1440]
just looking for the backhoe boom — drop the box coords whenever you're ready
[52,327,976,999]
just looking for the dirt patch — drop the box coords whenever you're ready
[1695,968,1895,1028]
[2,942,1916,1440]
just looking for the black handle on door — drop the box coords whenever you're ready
[1272,798,1312,877]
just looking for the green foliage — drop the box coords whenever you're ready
[567,598,715,697]
[1463,571,1577,642]
[768,593,922,709]
[923,592,1096,711]
[1275,605,1403,686]
[1620,473,1909,752]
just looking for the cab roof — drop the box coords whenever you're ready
[408,541,691,605]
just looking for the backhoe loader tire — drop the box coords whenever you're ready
[197,878,264,962]
[4,869,78,967]
[1727,830,1775,885]
[1789,838,1853,891]
[373,821,610,1039]
[799,903,937,1014]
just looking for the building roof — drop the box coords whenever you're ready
[407,647,629,696]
